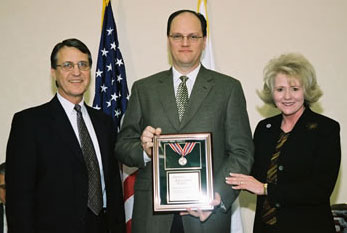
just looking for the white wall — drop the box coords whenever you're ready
[1,0,346,231]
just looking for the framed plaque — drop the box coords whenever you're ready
[152,133,214,212]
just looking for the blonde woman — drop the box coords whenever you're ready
[226,53,341,233]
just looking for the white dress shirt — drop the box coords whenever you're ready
[172,64,200,97]
[2,204,6,233]
[57,93,107,207]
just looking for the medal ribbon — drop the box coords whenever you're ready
[168,142,196,157]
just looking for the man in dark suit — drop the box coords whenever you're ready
[6,38,125,233]
[115,10,254,233]
[0,163,6,233]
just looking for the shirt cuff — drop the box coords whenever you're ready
[143,150,151,166]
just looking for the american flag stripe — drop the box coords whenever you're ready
[122,164,138,233]
[123,170,137,201]
[124,190,134,219]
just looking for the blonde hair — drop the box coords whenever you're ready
[258,53,323,106]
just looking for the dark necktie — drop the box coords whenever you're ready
[262,131,289,225]
[176,76,189,121]
[74,104,103,215]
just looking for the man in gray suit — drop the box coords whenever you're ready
[115,9,254,233]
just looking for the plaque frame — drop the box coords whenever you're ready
[153,133,214,212]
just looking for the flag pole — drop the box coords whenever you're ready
[101,0,109,28]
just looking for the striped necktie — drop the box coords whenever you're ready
[262,131,290,225]
[176,76,189,121]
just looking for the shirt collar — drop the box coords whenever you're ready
[57,92,85,115]
[172,64,201,83]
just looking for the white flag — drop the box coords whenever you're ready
[198,0,215,70]
[197,1,244,233]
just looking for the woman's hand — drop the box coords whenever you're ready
[225,173,265,195]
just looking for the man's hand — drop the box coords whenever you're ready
[180,192,221,222]
[140,126,162,157]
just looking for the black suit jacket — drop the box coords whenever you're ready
[6,96,125,233]
[252,108,341,233]
[0,203,4,233]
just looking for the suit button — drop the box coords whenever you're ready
[275,203,281,208]
[278,165,284,171]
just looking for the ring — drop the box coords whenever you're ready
[240,181,243,185]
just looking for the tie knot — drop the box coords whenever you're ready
[180,76,188,83]
[74,104,82,113]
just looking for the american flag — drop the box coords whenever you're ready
[93,0,129,131]
[92,1,135,233]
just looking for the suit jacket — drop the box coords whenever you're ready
[6,95,125,233]
[252,108,341,233]
[0,203,5,233]
[115,66,254,233]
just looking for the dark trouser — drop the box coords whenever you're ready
[86,208,108,233]
[170,214,184,233]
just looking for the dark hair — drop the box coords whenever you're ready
[50,38,92,69]
[167,10,207,37]
[0,163,5,175]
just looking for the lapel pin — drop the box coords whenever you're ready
[307,122,318,130]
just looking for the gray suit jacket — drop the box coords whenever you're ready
[115,66,253,233]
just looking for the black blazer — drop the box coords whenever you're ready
[6,96,125,233]
[252,108,341,233]
[0,203,4,233]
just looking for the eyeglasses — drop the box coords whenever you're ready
[56,61,90,71]
[169,34,203,42]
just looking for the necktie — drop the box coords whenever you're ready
[74,104,103,215]
[176,76,189,121]
[262,131,289,225]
